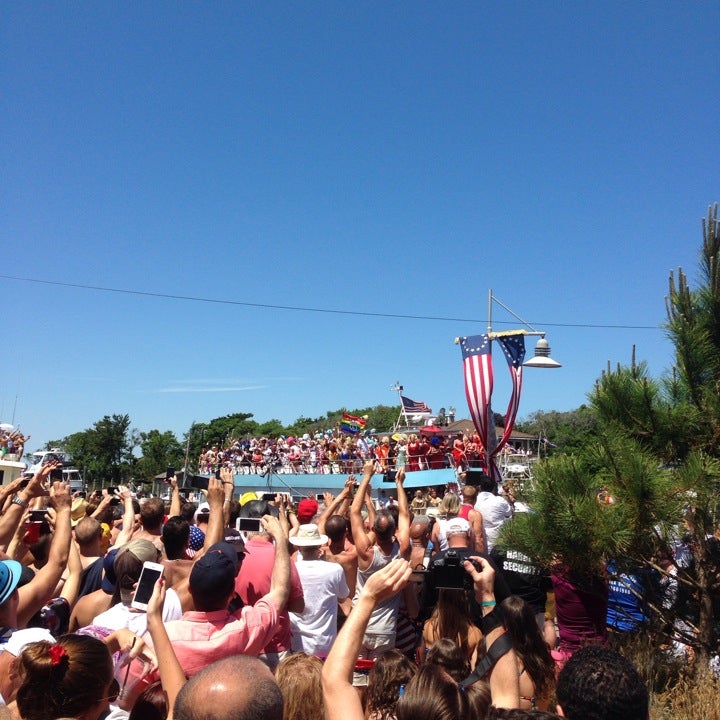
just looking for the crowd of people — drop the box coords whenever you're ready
[196,429,525,476]
[0,444,698,720]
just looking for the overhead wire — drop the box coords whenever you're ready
[0,273,662,330]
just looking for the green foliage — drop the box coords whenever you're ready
[501,452,631,574]
[57,414,136,485]
[135,429,184,483]
[516,406,599,455]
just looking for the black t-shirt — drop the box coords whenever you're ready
[489,546,551,615]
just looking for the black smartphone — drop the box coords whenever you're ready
[315,493,325,502]
[261,492,276,502]
[237,517,262,532]
[29,510,47,522]
[131,562,164,610]
[190,475,209,491]
[165,467,175,483]
[106,486,118,495]
[214,467,222,480]
[50,467,64,481]
[383,470,397,483]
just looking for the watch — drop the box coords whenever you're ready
[11,495,28,509]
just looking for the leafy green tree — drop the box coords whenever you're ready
[135,429,184,483]
[55,414,136,485]
[516,406,599,455]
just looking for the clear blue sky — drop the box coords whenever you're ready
[2,2,718,451]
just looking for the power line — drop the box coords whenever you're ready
[0,273,662,330]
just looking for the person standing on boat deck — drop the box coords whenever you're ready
[350,460,411,664]
[474,474,513,553]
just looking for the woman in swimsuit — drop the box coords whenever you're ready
[500,595,556,711]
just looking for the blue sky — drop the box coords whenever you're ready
[2,2,718,451]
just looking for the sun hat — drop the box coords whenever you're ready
[289,524,328,547]
[2,627,55,656]
[0,560,23,606]
[239,491,258,507]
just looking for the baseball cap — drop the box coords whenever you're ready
[297,498,318,523]
[0,560,23,606]
[194,502,210,522]
[2,627,55,656]
[445,518,471,535]
[189,543,237,599]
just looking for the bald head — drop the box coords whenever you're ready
[325,515,347,542]
[410,521,429,543]
[174,655,283,720]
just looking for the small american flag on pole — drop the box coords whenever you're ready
[401,396,432,414]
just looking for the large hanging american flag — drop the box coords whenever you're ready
[459,333,525,482]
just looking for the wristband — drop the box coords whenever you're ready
[481,600,497,607]
[11,495,28,509]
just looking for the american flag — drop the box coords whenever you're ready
[401,396,432,414]
[459,333,525,482]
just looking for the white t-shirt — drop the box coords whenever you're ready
[290,559,349,656]
[475,492,513,552]
[92,588,183,636]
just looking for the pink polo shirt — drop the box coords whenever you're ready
[119,597,280,709]
[161,597,280,676]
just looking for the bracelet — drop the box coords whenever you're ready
[481,600,497,607]
[11,494,28,509]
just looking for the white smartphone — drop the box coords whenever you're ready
[131,561,164,611]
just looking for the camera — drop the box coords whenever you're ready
[428,550,480,590]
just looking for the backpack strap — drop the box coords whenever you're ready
[459,632,513,689]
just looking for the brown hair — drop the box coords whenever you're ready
[275,653,324,720]
[427,589,476,656]
[16,635,113,720]
[397,664,470,720]
[500,595,556,702]
[366,649,417,720]
[141,498,166,531]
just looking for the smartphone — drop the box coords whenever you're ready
[29,510,47,522]
[165,467,175,483]
[237,517,262,533]
[214,467,222,480]
[131,561,164,611]
[50,466,64,481]
[315,493,325,502]
[291,495,303,505]
[190,476,209,491]
[261,492,277,502]
[106,486,119,495]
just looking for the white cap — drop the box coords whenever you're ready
[3,627,55,656]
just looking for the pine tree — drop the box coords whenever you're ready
[501,203,720,668]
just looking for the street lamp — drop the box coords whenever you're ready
[487,290,561,368]
[455,289,561,482]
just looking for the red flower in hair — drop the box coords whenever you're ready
[49,644,67,666]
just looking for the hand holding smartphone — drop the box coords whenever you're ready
[131,562,164,611]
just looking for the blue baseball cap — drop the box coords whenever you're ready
[0,560,23,606]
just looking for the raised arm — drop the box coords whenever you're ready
[317,482,352,534]
[350,460,375,565]
[146,576,186,720]
[322,559,411,720]
[394,468,410,559]
[17,480,72,627]
[463,556,520,708]
[196,476,225,558]
[168,475,182,518]
[0,461,56,548]
[262,515,291,610]
[112,485,136,548]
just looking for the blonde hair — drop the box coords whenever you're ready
[275,653,324,720]
[439,492,461,516]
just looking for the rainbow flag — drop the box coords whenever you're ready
[340,413,367,435]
